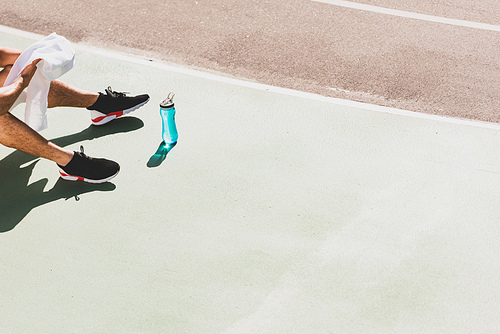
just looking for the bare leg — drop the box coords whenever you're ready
[47,80,98,108]
[0,64,99,109]
[0,111,73,166]
[0,65,73,166]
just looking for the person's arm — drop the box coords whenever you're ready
[0,47,22,67]
[0,59,41,116]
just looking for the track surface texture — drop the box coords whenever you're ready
[1,0,499,121]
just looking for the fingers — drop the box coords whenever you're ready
[31,58,42,66]
[23,58,42,71]
[20,58,42,83]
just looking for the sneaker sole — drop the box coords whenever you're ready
[90,97,150,126]
[59,169,120,183]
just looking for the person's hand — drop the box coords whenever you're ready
[20,58,42,88]
[0,58,42,116]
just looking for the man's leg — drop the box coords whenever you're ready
[0,65,73,166]
[1,58,149,126]
[48,81,150,125]
[0,66,120,183]
[1,62,143,112]
[0,53,98,110]
[0,111,120,183]
[0,54,146,183]
[0,111,73,166]
[47,80,98,108]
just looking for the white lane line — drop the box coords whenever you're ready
[312,0,500,32]
[1,24,500,130]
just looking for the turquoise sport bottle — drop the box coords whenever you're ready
[160,92,178,145]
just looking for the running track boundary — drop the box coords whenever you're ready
[1,25,499,130]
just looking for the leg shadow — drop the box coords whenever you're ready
[0,117,144,233]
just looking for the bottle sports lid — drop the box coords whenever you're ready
[160,92,175,108]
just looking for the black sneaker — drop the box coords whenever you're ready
[87,86,150,125]
[58,146,120,183]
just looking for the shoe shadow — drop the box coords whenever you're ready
[0,117,144,233]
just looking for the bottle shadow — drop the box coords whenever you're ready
[147,141,176,168]
[0,117,144,233]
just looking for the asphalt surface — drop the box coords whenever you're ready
[1,0,499,122]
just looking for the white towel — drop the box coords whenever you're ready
[4,33,75,131]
